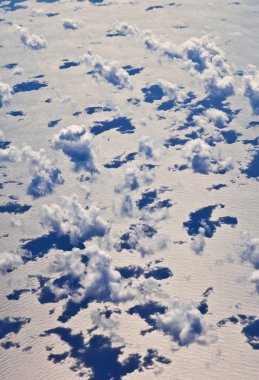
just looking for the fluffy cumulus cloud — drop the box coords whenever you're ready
[48,246,136,303]
[180,36,235,98]
[156,298,215,346]
[183,138,233,174]
[204,108,229,129]
[142,30,181,60]
[53,125,97,173]
[240,231,259,269]
[19,28,47,50]
[41,195,110,245]
[115,166,155,193]
[114,22,139,36]
[0,250,23,275]
[0,145,63,198]
[158,79,188,103]
[0,80,12,107]
[243,66,259,115]
[191,228,206,255]
[239,231,259,293]
[250,271,259,294]
[117,224,167,257]
[63,19,82,30]
[138,136,160,160]
[83,51,131,89]
[123,24,235,98]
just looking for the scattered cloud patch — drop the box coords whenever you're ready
[19,28,47,50]
[53,125,97,173]
[0,145,63,198]
[156,298,216,346]
[41,195,109,245]
[83,51,131,89]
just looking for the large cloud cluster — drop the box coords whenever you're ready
[243,66,259,115]
[19,28,47,50]
[0,80,12,107]
[116,24,235,98]
[53,125,97,173]
[48,246,136,303]
[183,138,233,174]
[41,195,110,245]
[156,298,215,346]
[239,231,259,293]
[180,36,235,98]
[0,145,63,197]
[83,51,131,89]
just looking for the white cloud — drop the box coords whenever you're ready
[183,138,233,174]
[48,245,136,303]
[156,298,216,346]
[0,80,12,107]
[53,125,97,173]
[41,195,110,245]
[181,36,235,98]
[0,130,4,141]
[191,228,206,255]
[114,22,139,36]
[13,67,24,76]
[19,28,47,50]
[250,270,259,294]
[239,231,259,293]
[0,145,63,198]
[142,30,181,60]
[243,66,259,115]
[158,79,188,103]
[138,136,160,160]
[63,19,82,30]
[116,224,167,257]
[83,51,131,89]
[0,250,23,275]
[240,231,259,270]
[204,108,229,129]
[30,8,45,17]
[121,24,235,98]
[115,166,155,193]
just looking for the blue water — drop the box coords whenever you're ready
[43,328,142,379]
[85,106,112,115]
[12,80,48,94]
[183,204,238,238]
[146,5,163,11]
[142,85,164,103]
[0,317,30,339]
[104,152,137,169]
[241,150,259,179]
[48,119,61,128]
[136,190,157,210]
[91,117,135,135]
[59,61,80,70]
[4,63,17,69]
[207,184,227,191]
[122,65,144,76]
[7,110,25,117]
[21,232,83,261]
[0,202,31,214]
